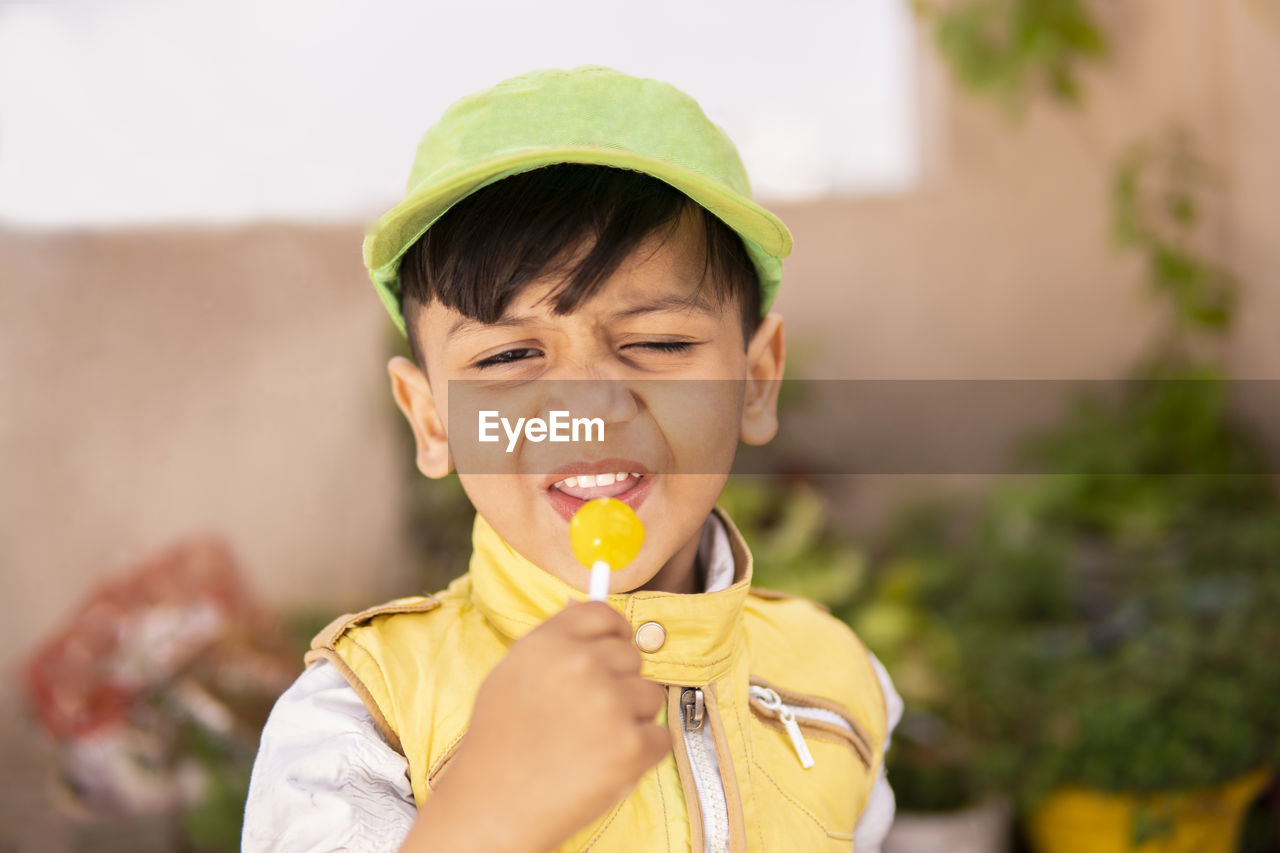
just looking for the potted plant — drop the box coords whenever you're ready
[851,354,1280,853]
[929,360,1280,852]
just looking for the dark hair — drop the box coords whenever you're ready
[398,164,762,369]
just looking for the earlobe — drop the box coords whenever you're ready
[740,314,786,446]
[387,356,454,478]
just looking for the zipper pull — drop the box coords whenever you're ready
[777,707,815,769]
[751,686,814,769]
[681,687,705,732]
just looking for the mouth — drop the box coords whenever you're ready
[541,459,655,522]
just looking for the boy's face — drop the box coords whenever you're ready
[388,211,785,595]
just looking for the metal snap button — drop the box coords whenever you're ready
[634,621,667,653]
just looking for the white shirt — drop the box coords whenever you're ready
[243,516,903,852]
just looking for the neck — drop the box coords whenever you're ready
[635,527,703,595]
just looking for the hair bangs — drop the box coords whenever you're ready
[399,164,761,368]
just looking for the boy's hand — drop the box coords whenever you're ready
[402,601,670,853]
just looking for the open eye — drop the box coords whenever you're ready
[473,348,542,369]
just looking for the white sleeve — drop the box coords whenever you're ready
[851,652,904,853]
[242,659,417,853]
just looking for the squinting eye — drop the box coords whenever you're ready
[474,348,541,369]
[627,341,697,354]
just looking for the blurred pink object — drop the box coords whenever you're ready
[24,537,253,738]
[21,536,296,813]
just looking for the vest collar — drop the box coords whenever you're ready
[468,506,753,686]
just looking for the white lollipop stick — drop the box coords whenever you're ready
[588,560,611,601]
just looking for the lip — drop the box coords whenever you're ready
[540,458,656,523]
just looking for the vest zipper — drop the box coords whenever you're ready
[680,686,730,853]
[748,683,870,770]
[749,685,814,768]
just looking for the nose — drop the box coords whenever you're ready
[543,376,640,428]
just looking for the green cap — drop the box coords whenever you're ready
[362,65,793,337]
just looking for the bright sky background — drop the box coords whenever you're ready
[0,0,918,228]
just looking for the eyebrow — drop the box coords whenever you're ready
[447,315,529,339]
[445,293,714,339]
[612,293,714,318]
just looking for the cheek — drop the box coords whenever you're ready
[646,380,745,474]
[446,382,543,476]
[656,474,731,517]
[633,472,730,571]
[456,475,525,526]
[457,474,574,571]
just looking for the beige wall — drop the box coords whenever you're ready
[774,2,1277,381]
[1225,0,1280,380]
[768,1,1279,529]
[1,1,1277,684]
[0,226,417,676]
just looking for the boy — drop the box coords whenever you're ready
[244,66,901,852]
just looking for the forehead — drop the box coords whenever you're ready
[426,210,721,341]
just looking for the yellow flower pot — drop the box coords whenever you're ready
[1027,766,1272,853]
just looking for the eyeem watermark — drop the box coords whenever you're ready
[478,410,605,453]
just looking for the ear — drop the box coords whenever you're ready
[387,355,453,478]
[740,313,786,445]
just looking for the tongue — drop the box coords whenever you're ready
[556,476,638,501]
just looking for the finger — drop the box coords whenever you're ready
[617,677,666,721]
[559,600,630,640]
[636,722,673,768]
[591,636,643,676]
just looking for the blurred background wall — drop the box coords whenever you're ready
[779,1,1280,528]
[1,0,1277,847]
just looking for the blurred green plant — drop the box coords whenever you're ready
[179,725,256,853]
[717,476,867,607]
[912,0,1108,113]
[1112,126,1238,337]
[884,386,1280,811]
[853,134,1278,832]
[847,503,984,811]
[884,6,1280,831]
[403,471,477,590]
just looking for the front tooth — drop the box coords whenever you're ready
[597,472,616,486]
[577,473,598,487]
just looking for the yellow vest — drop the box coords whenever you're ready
[307,507,887,852]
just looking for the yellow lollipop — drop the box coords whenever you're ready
[570,497,645,601]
